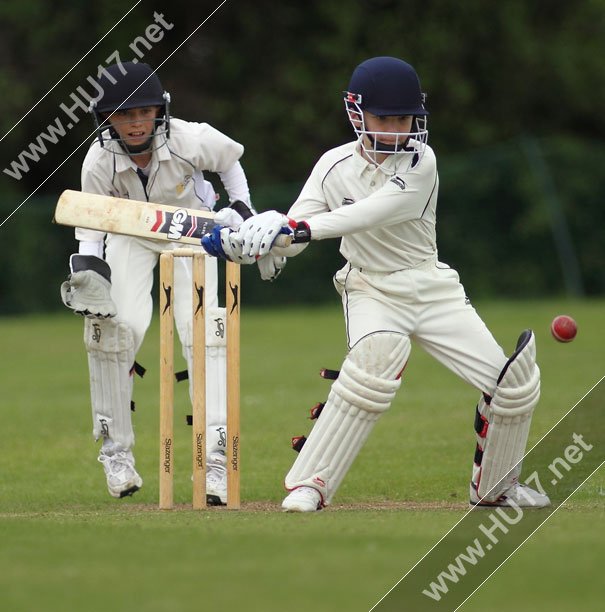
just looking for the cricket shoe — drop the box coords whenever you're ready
[98,448,143,499]
[281,486,323,512]
[206,451,227,506]
[470,481,551,508]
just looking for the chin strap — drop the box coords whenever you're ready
[366,133,412,154]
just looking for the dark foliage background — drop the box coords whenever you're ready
[1,0,603,312]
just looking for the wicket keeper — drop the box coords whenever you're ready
[60,62,281,503]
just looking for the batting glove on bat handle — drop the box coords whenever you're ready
[257,253,287,281]
[288,219,311,243]
[219,202,292,247]
[201,226,229,259]
[202,226,258,264]
[236,211,294,256]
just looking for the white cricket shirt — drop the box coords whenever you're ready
[76,118,244,242]
[287,141,439,272]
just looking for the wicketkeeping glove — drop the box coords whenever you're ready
[214,206,245,229]
[60,254,117,318]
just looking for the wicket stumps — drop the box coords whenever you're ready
[158,248,241,510]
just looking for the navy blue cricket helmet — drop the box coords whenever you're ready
[344,57,428,159]
[90,61,171,152]
[346,56,428,116]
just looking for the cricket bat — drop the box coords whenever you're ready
[53,189,292,247]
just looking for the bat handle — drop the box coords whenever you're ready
[274,231,292,248]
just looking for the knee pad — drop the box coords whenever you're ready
[285,332,410,504]
[84,318,135,449]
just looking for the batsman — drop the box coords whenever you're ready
[208,56,551,512]
[60,61,283,503]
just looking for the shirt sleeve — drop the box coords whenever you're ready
[264,166,328,258]
[191,123,244,173]
[217,161,252,207]
[308,159,437,241]
[287,166,331,219]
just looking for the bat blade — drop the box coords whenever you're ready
[54,190,292,248]
[54,190,217,245]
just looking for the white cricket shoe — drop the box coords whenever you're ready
[470,482,551,508]
[282,486,323,512]
[206,451,227,506]
[98,448,143,499]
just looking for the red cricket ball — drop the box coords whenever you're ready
[550,315,577,343]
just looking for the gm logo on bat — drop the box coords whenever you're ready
[151,207,213,241]
[167,208,189,240]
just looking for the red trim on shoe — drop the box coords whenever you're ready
[470,480,509,507]
[284,484,326,509]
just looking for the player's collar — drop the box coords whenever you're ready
[352,144,372,177]
[153,128,172,162]
[353,141,414,177]
[352,142,401,177]
[113,145,134,173]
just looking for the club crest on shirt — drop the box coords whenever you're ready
[390,176,406,190]
[341,197,355,206]
[176,175,192,195]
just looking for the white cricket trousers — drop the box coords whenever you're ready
[106,234,219,351]
[334,258,508,395]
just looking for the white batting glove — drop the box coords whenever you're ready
[219,229,256,264]
[256,253,287,281]
[236,210,291,258]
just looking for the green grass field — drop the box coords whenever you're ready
[0,299,603,611]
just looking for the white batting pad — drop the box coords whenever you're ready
[475,330,540,500]
[182,343,227,453]
[84,318,135,450]
[285,332,410,504]
[181,306,227,454]
[205,307,227,347]
[204,346,227,430]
